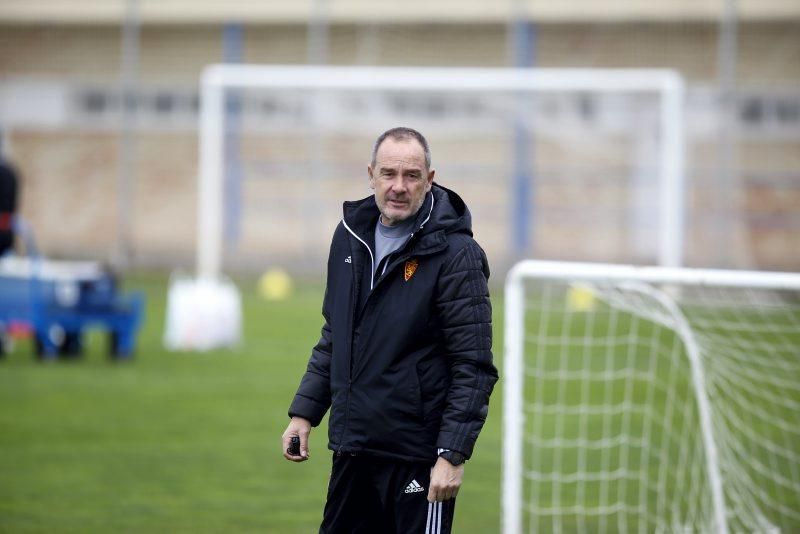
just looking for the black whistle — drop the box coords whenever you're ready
[287,436,301,456]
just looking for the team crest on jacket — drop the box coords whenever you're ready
[404,259,419,282]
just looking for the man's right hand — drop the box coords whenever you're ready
[282,416,312,462]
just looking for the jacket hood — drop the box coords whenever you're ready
[342,182,473,240]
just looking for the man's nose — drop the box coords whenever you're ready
[390,177,405,192]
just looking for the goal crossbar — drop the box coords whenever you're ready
[506,260,800,290]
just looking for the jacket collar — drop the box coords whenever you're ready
[341,182,470,244]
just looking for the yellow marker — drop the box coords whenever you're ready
[258,268,293,301]
[567,284,597,312]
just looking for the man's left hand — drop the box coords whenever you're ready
[427,456,464,502]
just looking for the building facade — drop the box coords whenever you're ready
[1,1,798,271]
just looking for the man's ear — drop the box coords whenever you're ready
[426,169,435,191]
[368,165,375,189]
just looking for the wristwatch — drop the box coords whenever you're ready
[439,449,466,466]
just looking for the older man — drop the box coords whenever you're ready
[282,127,497,533]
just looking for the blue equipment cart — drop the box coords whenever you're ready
[0,249,144,360]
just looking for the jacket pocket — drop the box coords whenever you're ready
[411,367,425,422]
[416,357,448,424]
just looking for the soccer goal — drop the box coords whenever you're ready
[503,260,800,533]
[196,65,686,280]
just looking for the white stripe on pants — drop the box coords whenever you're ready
[426,501,442,534]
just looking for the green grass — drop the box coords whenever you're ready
[0,275,503,533]
[3,276,798,532]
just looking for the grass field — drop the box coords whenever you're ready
[3,274,798,533]
[0,274,503,533]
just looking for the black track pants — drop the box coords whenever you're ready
[320,453,456,534]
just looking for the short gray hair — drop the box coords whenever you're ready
[371,127,431,170]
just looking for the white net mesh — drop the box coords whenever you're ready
[507,263,800,533]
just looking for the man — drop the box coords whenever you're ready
[282,127,498,533]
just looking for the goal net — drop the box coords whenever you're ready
[196,65,685,280]
[503,260,800,534]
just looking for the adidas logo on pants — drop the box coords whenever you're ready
[405,479,425,493]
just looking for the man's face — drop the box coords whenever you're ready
[368,137,435,226]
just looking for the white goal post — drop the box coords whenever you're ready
[503,260,800,533]
[196,64,686,280]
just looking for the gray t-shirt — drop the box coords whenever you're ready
[374,217,415,276]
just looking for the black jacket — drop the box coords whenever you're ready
[288,183,498,463]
